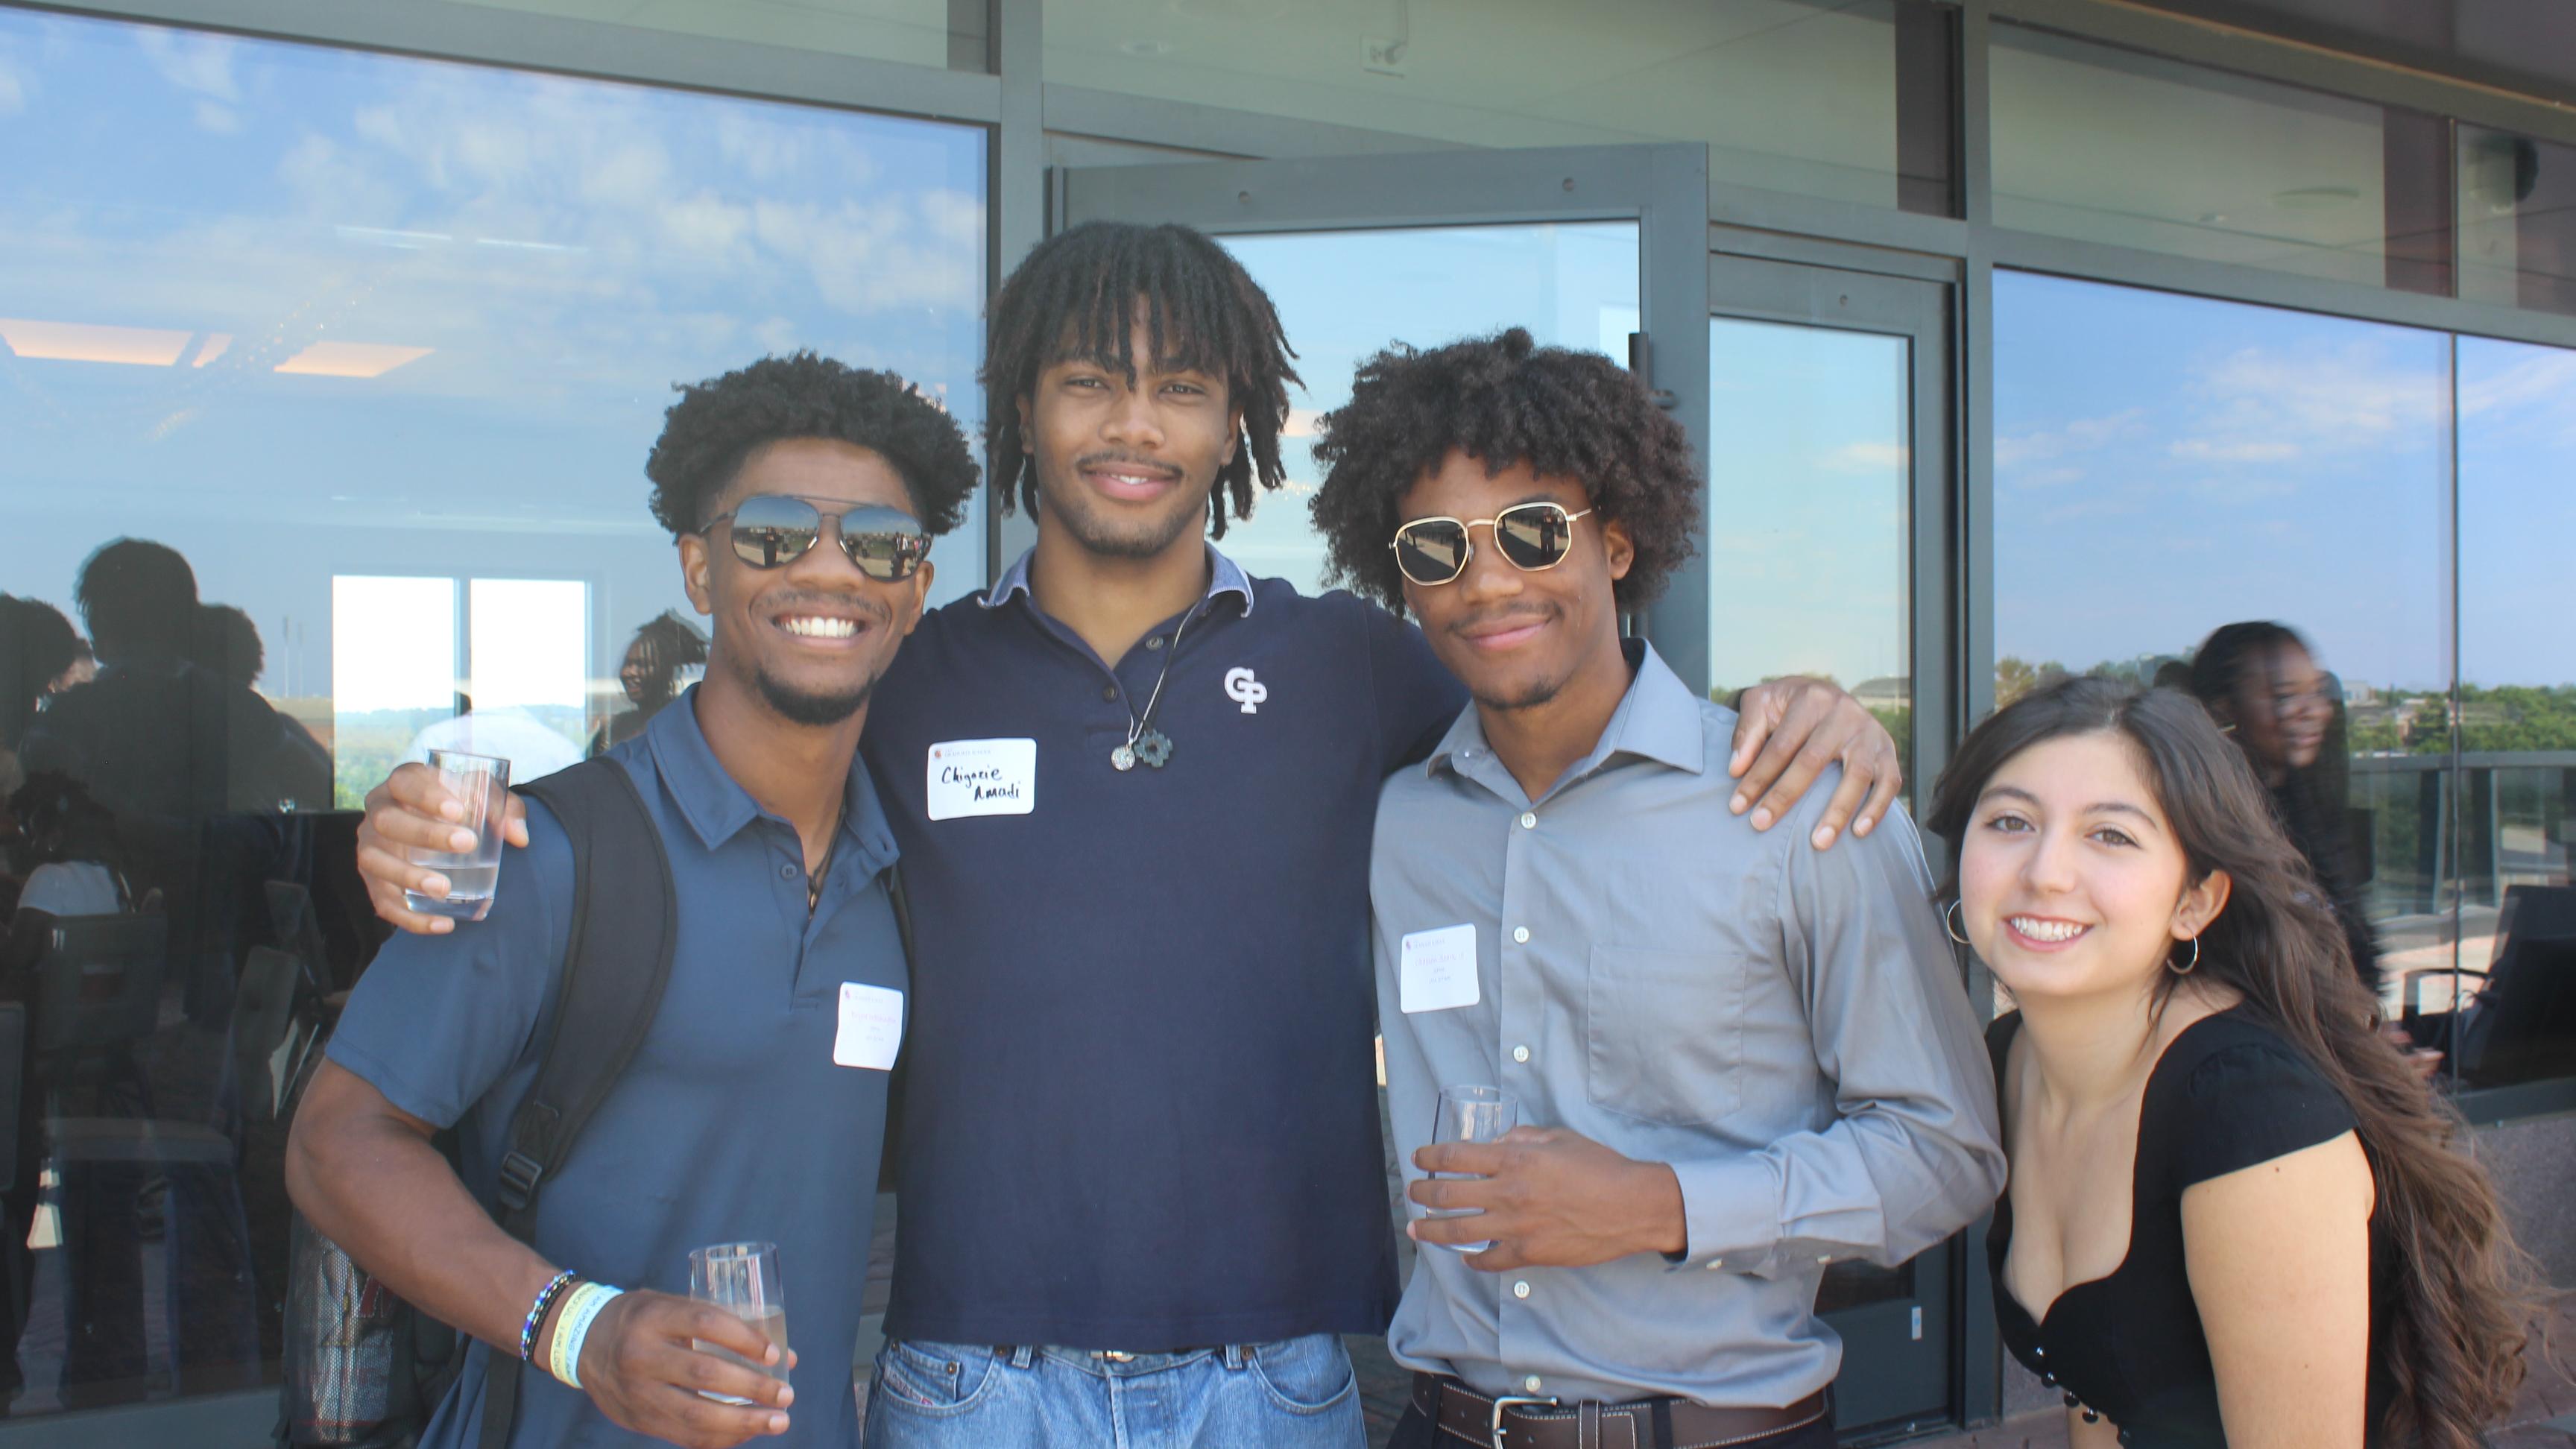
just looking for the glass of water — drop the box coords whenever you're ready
[1427,1085,1518,1253]
[400,750,511,922]
[689,1240,790,1404]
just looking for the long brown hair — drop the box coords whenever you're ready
[1925,676,2534,1449]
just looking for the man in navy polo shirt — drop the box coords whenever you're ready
[291,354,977,1449]
[353,225,1904,1448]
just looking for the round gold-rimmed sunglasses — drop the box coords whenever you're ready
[1390,502,1594,587]
[700,494,929,581]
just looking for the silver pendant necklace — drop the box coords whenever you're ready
[1111,609,1192,772]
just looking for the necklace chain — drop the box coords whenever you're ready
[1114,607,1193,771]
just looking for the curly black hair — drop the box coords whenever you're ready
[1308,328,1700,613]
[644,352,979,540]
[982,221,1298,540]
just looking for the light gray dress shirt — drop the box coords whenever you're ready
[1371,642,2004,1409]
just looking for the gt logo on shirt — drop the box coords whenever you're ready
[1223,667,1268,714]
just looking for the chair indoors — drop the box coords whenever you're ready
[2402,883,2576,1090]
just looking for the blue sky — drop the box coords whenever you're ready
[0,7,986,706]
[1995,271,2574,692]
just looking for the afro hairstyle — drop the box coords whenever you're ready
[1307,327,1699,613]
[644,352,979,540]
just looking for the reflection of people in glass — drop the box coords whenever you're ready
[1928,678,2531,1449]
[0,595,80,801]
[2188,621,2382,997]
[22,540,329,1026]
[592,610,707,756]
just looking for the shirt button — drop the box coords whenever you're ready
[779,863,798,880]
[1512,926,1530,944]
[1705,1258,1723,1271]
[1523,1375,1543,1395]
[1816,1254,1832,1264]
[1145,634,1165,651]
[1512,1045,1530,1064]
[1101,684,1118,701]
[1518,812,1536,829]
[1512,1281,1530,1299]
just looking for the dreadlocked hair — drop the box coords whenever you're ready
[644,352,979,540]
[1308,327,1700,614]
[982,222,1298,540]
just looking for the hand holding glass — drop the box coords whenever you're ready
[1427,1085,1518,1253]
[689,1241,789,1404]
[400,750,510,921]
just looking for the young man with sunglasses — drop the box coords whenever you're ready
[1308,329,2004,1449]
[350,226,1905,1448]
[288,354,976,1449]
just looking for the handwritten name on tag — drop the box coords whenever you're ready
[926,738,1036,821]
[1399,924,1480,1014]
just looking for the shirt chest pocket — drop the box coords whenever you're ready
[1584,944,1744,1128]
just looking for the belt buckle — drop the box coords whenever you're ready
[1093,1351,1135,1363]
[1488,1393,1559,1448]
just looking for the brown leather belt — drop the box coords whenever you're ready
[1412,1372,1828,1449]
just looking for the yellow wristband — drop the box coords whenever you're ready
[547,1282,622,1389]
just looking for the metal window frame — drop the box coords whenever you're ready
[10,0,2576,1441]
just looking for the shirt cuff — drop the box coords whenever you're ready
[1663,1153,1783,1275]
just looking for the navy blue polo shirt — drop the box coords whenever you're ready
[862,547,1465,1350]
[329,690,906,1449]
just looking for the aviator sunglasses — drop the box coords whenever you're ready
[1390,502,1595,587]
[701,494,930,581]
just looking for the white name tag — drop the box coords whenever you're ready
[833,982,904,1071]
[926,738,1036,821]
[1399,924,1481,1014]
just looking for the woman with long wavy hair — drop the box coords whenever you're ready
[1925,676,2531,1449]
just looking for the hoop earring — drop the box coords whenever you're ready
[1942,899,1972,947]
[2168,934,2202,976]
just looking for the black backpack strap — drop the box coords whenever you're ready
[875,861,915,1196]
[477,758,677,1449]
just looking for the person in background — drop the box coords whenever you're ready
[594,610,710,756]
[2186,622,2381,997]
[0,595,79,802]
[1927,676,2532,1449]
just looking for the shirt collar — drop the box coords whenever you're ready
[643,685,899,868]
[1425,639,1708,791]
[979,544,1256,617]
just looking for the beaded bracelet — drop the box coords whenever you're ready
[519,1269,578,1363]
[548,1282,625,1390]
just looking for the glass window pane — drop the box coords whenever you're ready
[0,7,984,1417]
[1992,25,2452,296]
[1992,271,2452,1020]
[1213,222,1641,593]
[1708,318,1911,777]
[2460,127,2576,318]
[1048,0,1957,215]
[2454,335,2576,1086]
[446,0,988,72]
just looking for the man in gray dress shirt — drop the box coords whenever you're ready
[1306,328,2005,1449]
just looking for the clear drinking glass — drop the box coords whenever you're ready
[688,1240,790,1404]
[400,750,511,921]
[1427,1085,1518,1253]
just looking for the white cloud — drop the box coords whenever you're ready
[0,57,26,117]
[194,101,240,134]
[2170,341,2447,468]
[1820,441,1907,473]
[136,27,240,101]
[1996,407,2146,470]
[2461,344,2576,444]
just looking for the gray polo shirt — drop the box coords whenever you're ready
[1371,642,2004,1408]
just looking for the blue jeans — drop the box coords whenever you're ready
[862,1334,1365,1449]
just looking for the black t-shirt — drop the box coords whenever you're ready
[1986,1008,2393,1448]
